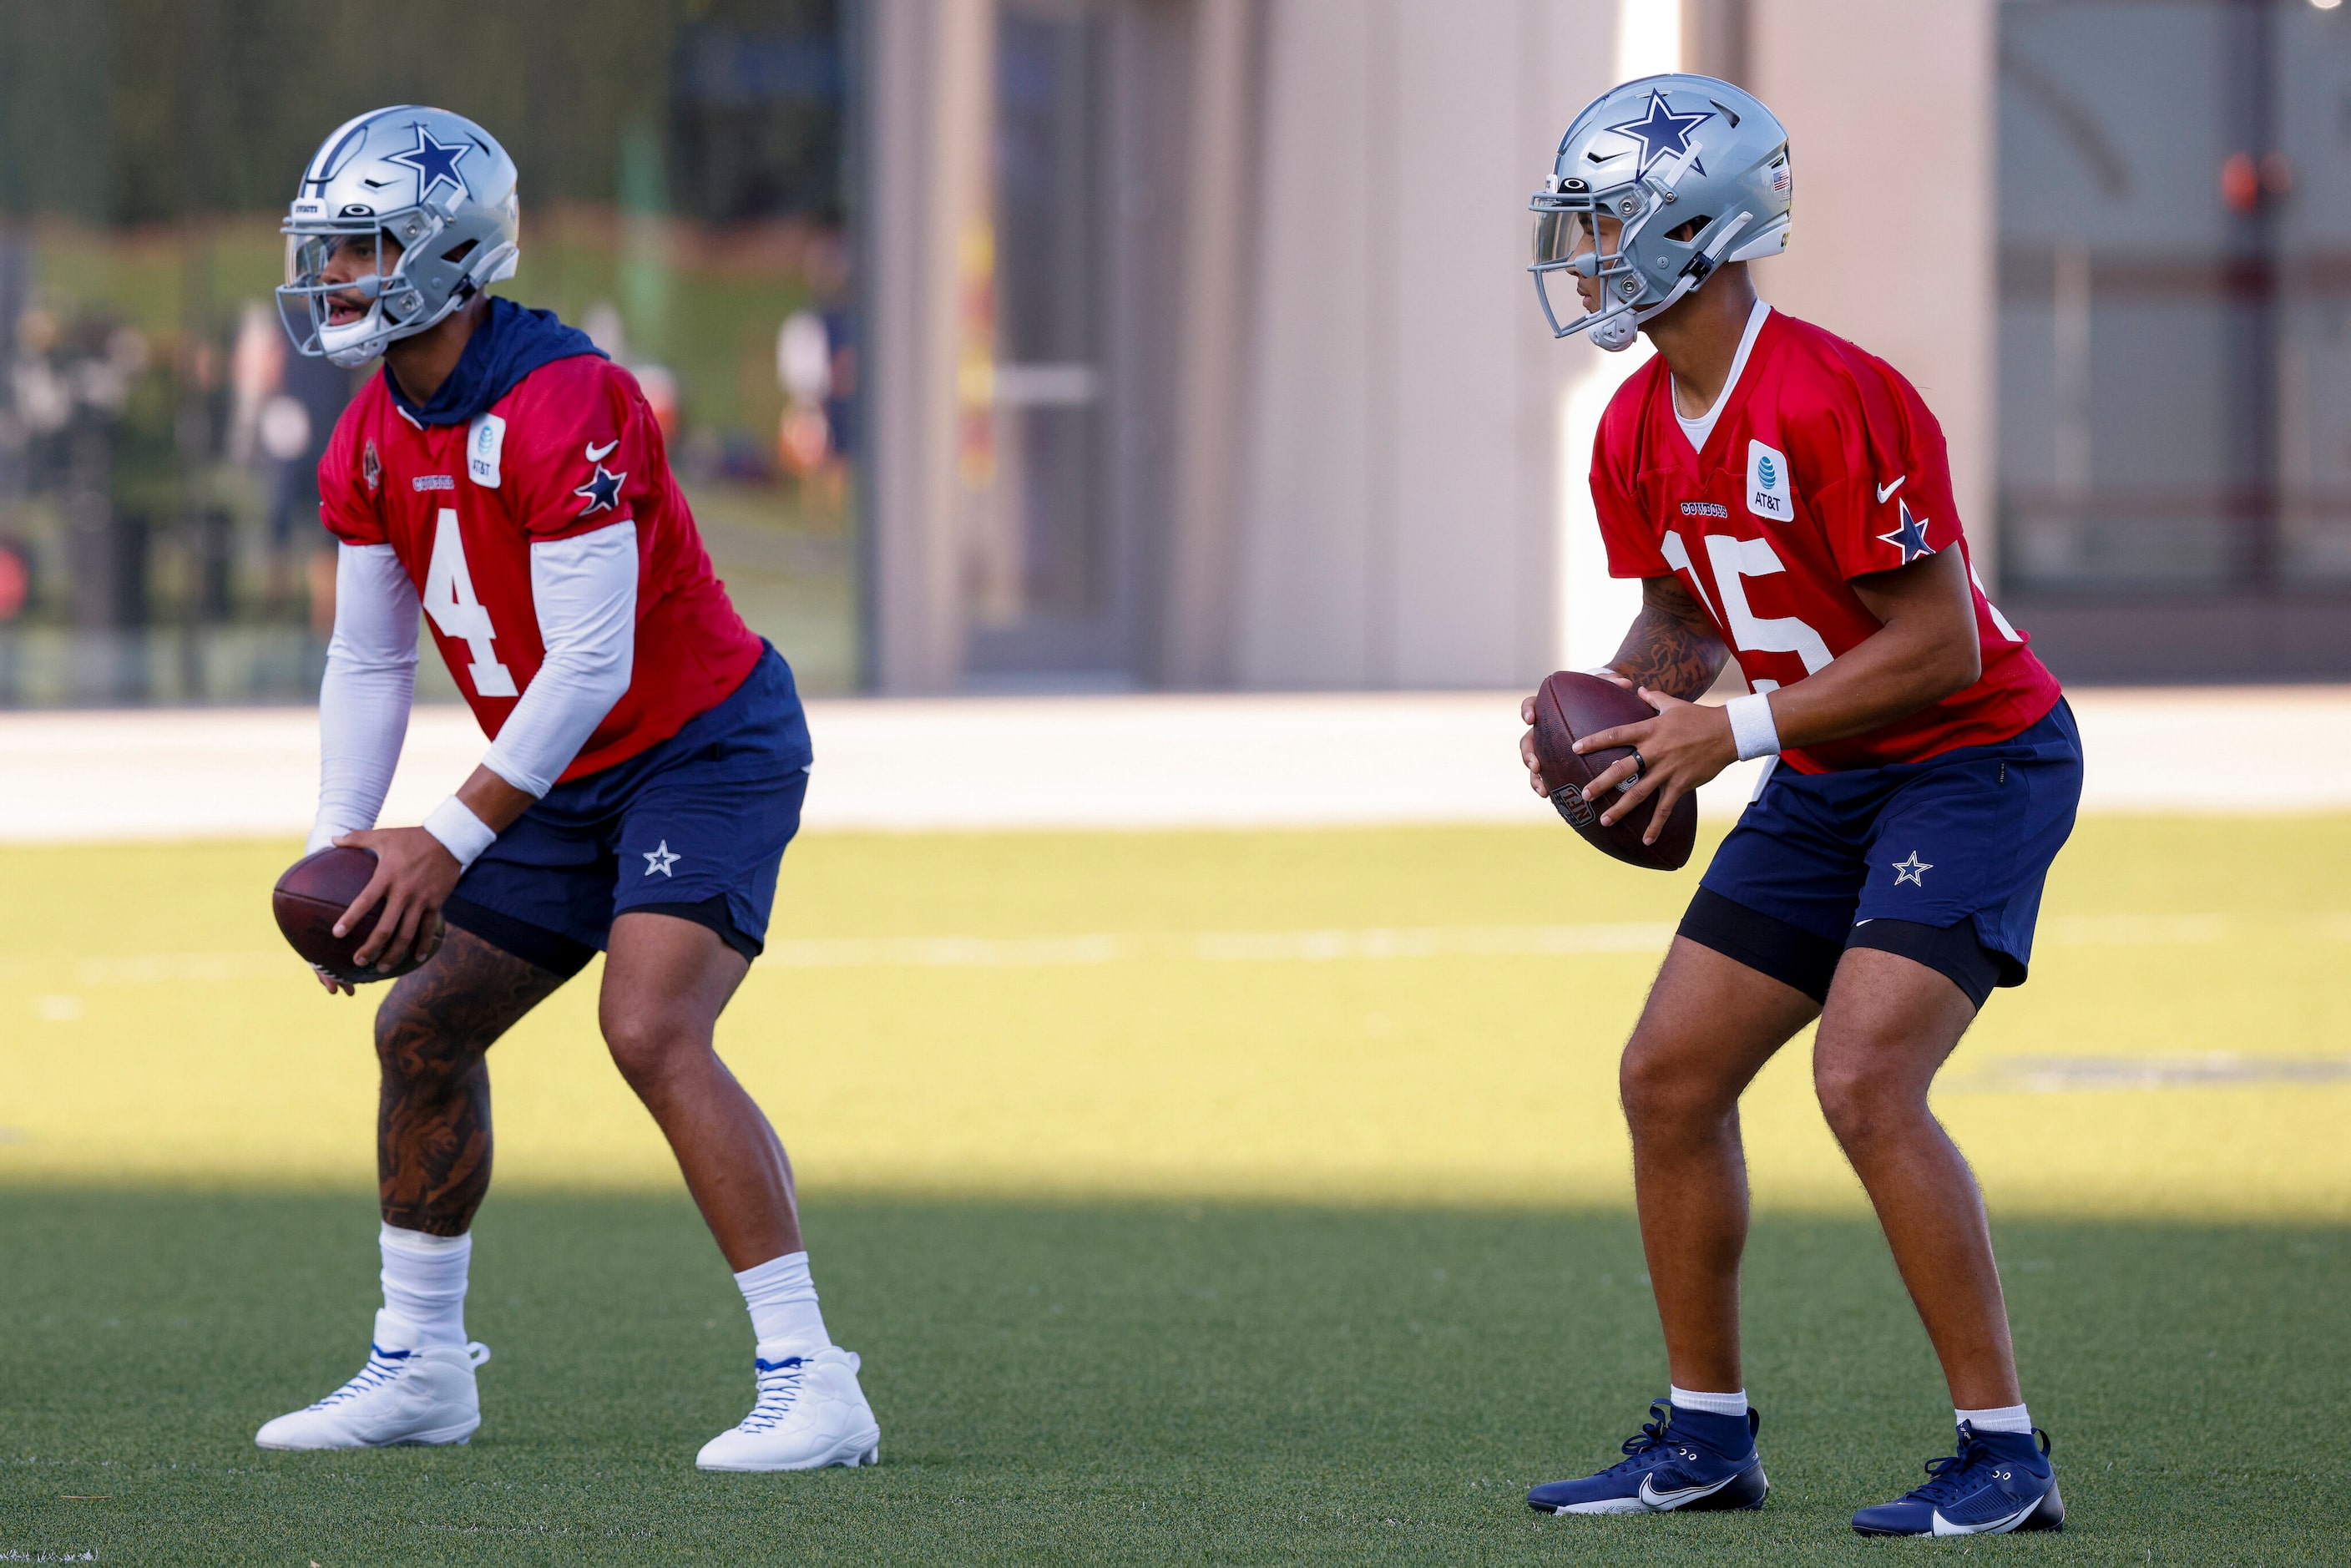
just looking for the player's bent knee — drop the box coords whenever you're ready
[1619,1031,1738,1128]
[600,1009,709,1090]
[1812,1057,1925,1147]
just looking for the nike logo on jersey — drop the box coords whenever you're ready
[585,438,619,462]
[1876,474,1905,503]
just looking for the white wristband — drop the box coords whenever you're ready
[421,795,498,869]
[1726,692,1782,761]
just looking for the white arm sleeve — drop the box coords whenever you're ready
[310,544,421,854]
[481,523,639,798]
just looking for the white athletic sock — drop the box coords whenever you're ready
[1956,1402,2032,1434]
[1670,1384,1750,1419]
[736,1251,829,1354]
[378,1224,472,1348]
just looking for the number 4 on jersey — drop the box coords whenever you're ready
[422,508,518,697]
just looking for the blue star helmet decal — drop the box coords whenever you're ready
[387,124,474,205]
[574,463,627,517]
[1876,498,1934,564]
[1602,89,1713,179]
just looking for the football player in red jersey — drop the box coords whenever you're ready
[252,108,877,1472]
[1516,78,2074,1536]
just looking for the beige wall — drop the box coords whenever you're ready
[859,0,2003,691]
[1748,0,2001,583]
[1228,0,1620,688]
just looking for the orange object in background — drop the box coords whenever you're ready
[777,402,830,477]
[2221,151,2260,214]
[0,543,28,620]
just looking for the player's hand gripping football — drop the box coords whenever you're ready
[1571,685,1737,847]
[318,827,455,994]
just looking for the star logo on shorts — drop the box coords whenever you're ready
[1890,850,1933,888]
[643,841,680,878]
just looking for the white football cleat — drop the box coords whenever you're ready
[695,1343,881,1472]
[255,1311,491,1450]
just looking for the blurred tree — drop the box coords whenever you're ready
[0,0,842,224]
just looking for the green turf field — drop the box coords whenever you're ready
[3,1192,2345,1564]
[2,819,2348,1561]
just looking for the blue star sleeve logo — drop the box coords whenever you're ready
[387,124,474,205]
[574,463,627,517]
[1603,89,1714,179]
[1875,498,1935,564]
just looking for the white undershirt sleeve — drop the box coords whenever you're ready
[480,522,639,799]
[310,544,421,854]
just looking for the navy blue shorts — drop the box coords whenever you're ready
[1686,700,2082,1005]
[444,645,813,978]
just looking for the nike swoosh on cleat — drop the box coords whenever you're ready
[1876,475,1905,503]
[1931,1501,2037,1536]
[1637,1472,1740,1510]
[585,439,619,462]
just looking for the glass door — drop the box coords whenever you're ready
[961,0,1131,681]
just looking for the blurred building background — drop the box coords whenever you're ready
[1,0,2346,704]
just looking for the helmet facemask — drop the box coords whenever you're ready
[278,210,447,368]
[1529,145,1747,352]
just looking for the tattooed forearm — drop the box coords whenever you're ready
[1605,577,1730,701]
[373,927,566,1235]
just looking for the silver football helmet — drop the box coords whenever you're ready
[1529,74,1792,351]
[277,106,521,367]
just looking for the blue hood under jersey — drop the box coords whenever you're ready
[383,296,606,427]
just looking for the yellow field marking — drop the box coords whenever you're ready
[3,824,2349,1220]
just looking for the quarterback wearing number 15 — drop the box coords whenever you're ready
[1515,77,2079,1536]
[253,106,878,1473]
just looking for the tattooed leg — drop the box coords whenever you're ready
[374,927,568,1236]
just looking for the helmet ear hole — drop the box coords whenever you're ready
[442,239,478,266]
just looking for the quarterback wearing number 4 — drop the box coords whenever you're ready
[1516,77,2076,1536]
[252,107,878,1472]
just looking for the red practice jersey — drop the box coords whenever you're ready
[319,353,765,783]
[1590,309,2061,772]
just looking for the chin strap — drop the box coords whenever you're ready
[1586,209,1760,352]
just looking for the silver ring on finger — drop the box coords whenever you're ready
[1615,750,1646,793]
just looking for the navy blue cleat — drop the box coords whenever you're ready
[1851,1423,2065,1537]
[1527,1399,1769,1516]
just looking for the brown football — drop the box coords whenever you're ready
[272,846,422,984]
[1529,670,1697,872]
